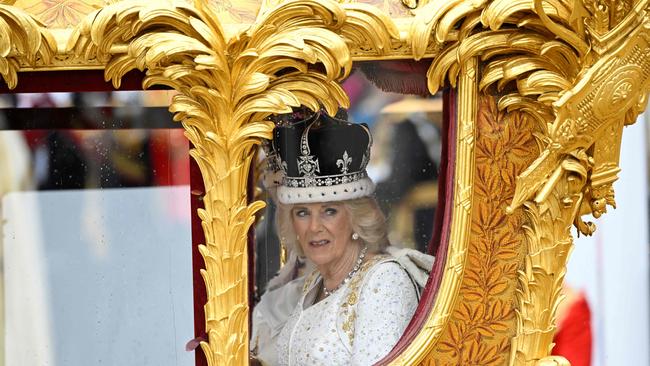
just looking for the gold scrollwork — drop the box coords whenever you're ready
[509,147,590,364]
[0,4,56,86]
[0,0,649,365]
[66,1,398,365]
[410,0,650,364]
[409,1,583,364]
[411,0,583,129]
[506,6,650,362]
[509,5,650,222]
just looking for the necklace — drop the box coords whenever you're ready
[323,245,367,297]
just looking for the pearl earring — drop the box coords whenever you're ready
[352,232,359,240]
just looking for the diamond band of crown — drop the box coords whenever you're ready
[284,171,368,188]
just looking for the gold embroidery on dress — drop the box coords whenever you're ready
[302,270,320,293]
[339,255,390,347]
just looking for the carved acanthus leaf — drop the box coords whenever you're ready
[0,5,56,88]
[412,0,585,131]
[71,1,399,365]
[409,1,650,365]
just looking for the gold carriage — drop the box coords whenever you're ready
[0,0,648,365]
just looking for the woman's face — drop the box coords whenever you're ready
[291,202,355,268]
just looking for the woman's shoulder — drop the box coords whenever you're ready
[361,255,416,292]
[337,255,403,305]
[363,254,411,279]
[336,254,418,308]
[334,254,419,350]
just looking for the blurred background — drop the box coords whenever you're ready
[0,90,195,366]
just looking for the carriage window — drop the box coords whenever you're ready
[0,91,195,366]
[252,65,443,365]
[255,68,442,290]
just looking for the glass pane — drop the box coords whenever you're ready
[0,91,195,366]
[252,66,442,365]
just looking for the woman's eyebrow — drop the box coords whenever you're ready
[323,202,342,208]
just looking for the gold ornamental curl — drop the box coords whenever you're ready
[408,2,587,363]
[0,4,55,88]
[69,1,398,365]
[407,0,650,364]
[411,0,584,129]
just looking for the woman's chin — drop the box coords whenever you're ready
[304,246,334,266]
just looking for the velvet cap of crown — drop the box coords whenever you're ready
[273,112,374,204]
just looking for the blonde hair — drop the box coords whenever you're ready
[276,197,389,257]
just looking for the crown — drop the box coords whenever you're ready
[273,111,374,204]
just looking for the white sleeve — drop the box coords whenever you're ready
[351,262,419,365]
[250,276,305,366]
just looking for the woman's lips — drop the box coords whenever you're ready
[309,239,330,247]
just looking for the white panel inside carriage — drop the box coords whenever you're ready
[2,186,194,366]
[566,112,650,366]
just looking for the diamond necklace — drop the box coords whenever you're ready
[322,245,368,297]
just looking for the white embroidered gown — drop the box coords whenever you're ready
[276,256,419,366]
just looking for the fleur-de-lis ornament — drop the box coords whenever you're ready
[337,150,352,173]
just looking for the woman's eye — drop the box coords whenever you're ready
[324,208,338,216]
[294,209,308,217]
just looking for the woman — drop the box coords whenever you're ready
[261,111,423,365]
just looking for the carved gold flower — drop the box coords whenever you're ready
[612,81,633,105]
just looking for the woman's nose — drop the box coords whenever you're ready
[309,215,323,231]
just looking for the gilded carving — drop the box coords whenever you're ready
[422,95,539,366]
[15,0,103,28]
[5,0,443,71]
[0,0,648,365]
[411,0,584,127]
[582,0,640,54]
[261,0,414,18]
[0,4,56,86]
[409,0,650,364]
[503,7,650,362]
[510,157,584,365]
[509,6,650,222]
[67,1,398,365]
